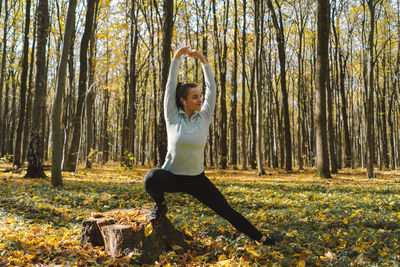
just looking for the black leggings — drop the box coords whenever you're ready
[143,168,263,241]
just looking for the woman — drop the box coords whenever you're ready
[143,45,280,245]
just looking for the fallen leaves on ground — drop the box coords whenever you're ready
[1,162,400,266]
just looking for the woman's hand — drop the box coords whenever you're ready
[188,50,208,65]
[173,45,193,60]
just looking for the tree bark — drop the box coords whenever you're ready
[82,209,191,264]
[85,0,99,168]
[126,1,140,167]
[366,0,377,178]
[241,0,247,170]
[266,0,292,171]
[25,0,49,178]
[315,0,331,178]
[380,52,389,169]
[249,60,256,169]
[0,0,9,156]
[51,0,77,186]
[157,0,174,167]
[229,0,238,169]
[13,0,31,169]
[64,0,96,172]
[213,0,229,169]
[23,21,36,164]
[254,0,265,175]
[121,43,129,163]
[327,64,338,174]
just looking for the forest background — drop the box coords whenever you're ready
[0,0,399,180]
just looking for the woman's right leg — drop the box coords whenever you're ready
[143,168,183,204]
[143,168,182,221]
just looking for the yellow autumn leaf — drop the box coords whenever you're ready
[172,245,183,251]
[144,223,153,237]
[99,193,112,201]
[322,233,330,240]
[343,219,349,225]
[218,254,227,262]
[297,260,306,267]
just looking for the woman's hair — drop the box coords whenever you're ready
[175,82,198,110]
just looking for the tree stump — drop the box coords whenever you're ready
[81,208,192,264]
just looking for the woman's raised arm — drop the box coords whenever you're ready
[188,50,216,122]
[164,46,193,123]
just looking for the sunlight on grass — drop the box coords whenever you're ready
[1,162,400,265]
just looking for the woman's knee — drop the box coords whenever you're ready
[143,168,164,190]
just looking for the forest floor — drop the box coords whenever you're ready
[1,162,400,266]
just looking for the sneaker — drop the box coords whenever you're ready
[147,202,167,222]
[261,232,283,246]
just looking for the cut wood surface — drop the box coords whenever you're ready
[81,208,192,264]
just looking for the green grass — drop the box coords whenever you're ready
[1,163,400,266]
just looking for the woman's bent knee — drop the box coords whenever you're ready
[143,168,164,190]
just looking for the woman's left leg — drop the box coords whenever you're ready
[182,174,263,241]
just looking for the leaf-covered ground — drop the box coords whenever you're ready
[1,162,400,266]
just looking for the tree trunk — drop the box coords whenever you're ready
[25,0,49,178]
[366,0,376,178]
[62,27,75,169]
[64,0,96,172]
[157,0,174,167]
[213,0,229,169]
[266,0,292,171]
[127,1,139,167]
[121,33,129,162]
[315,0,331,178]
[380,52,389,169]
[229,0,238,169]
[13,0,31,169]
[327,64,338,174]
[0,0,9,156]
[297,30,304,171]
[23,21,36,164]
[339,53,352,168]
[241,0,247,170]
[149,2,158,166]
[103,63,110,164]
[254,0,265,175]
[8,64,17,156]
[51,0,77,186]
[2,73,10,157]
[86,0,99,168]
[249,60,256,169]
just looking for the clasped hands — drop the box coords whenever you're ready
[174,45,208,65]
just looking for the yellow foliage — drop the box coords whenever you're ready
[144,223,153,237]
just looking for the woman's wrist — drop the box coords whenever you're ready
[200,55,208,65]
[173,50,183,60]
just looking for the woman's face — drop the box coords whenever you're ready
[183,87,203,112]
